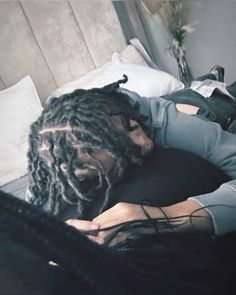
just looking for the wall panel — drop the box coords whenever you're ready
[22,1,95,86]
[0,1,56,100]
[70,1,126,67]
[0,1,126,100]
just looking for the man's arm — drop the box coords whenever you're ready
[123,88,236,178]
[96,199,213,245]
[67,183,236,244]
[92,200,214,241]
[124,88,236,235]
[67,199,213,246]
[156,100,236,179]
[150,97,236,234]
[67,91,236,242]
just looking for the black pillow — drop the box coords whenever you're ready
[109,148,229,208]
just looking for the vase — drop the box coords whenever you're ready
[176,54,193,87]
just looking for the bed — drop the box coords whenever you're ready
[0,1,185,200]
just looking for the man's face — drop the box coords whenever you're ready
[74,116,153,177]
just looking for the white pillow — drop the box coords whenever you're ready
[50,45,184,99]
[0,76,43,186]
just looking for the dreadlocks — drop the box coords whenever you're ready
[27,76,147,217]
[1,190,236,295]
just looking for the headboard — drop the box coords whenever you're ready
[0,1,127,102]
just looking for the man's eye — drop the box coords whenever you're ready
[129,125,139,132]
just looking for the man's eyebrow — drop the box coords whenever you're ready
[73,167,90,175]
[74,165,99,178]
[129,124,139,131]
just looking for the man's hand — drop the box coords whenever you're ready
[93,200,214,244]
[93,202,160,244]
[65,219,105,244]
[66,203,160,246]
[66,200,213,246]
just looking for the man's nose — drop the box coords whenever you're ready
[130,131,153,153]
[141,138,154,155]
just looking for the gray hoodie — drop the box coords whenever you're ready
[121,87,236,235]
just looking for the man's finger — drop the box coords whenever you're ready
[66,219,100,231]
[87,235,105,245]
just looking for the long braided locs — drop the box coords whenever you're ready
[1,190,236,295]
[27,76,147,217]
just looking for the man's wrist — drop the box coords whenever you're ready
[149,200,214,233]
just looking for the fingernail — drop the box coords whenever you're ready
[96,238,104,244]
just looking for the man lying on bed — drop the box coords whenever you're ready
[26,66,236,245]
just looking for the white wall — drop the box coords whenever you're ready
[0,1,126,101]
[184,0,236,84]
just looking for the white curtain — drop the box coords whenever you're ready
[113,1,180,78]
